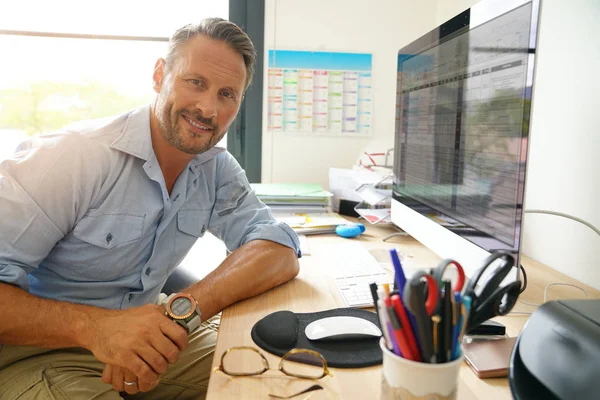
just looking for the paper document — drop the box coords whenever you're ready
[271,213,307,226]
[298,235,311,256]
[273,212,349,229]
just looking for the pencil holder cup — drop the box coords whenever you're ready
[380,338,463,400]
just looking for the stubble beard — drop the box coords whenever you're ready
[157,99,224,155]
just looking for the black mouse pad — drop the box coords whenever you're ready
[251,308,382,368]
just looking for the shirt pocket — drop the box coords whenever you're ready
[51,212,145,280]
[172,209,211,271]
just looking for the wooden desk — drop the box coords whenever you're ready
[206,223,599,399]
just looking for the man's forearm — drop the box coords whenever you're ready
[0,282,112,349]
[186,240,299,319]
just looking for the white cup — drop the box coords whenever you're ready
[380,338,463,400]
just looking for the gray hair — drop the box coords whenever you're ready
[165,18,256,91]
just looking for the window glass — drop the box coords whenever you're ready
[0,0,229,159]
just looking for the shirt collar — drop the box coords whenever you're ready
[110,104,226,168]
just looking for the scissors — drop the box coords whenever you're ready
[430,259,466,294]
[403,271,438,363]
[463,251,522,332]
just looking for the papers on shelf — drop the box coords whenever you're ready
[272,212,350,229]
[252,183,333,213]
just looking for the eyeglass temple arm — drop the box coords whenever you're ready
[269,384,324,399]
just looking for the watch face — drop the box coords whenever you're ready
[167,293,196,320]
[171,297,192,316]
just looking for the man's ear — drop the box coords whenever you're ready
[153,58,166,94]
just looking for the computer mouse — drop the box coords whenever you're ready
[335,223,366,238]
[305,316,382,341]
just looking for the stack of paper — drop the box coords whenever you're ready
[273,212,351,235]
[251,183,333,214]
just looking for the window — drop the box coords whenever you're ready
[0,0,228,159]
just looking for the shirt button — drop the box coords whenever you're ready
[201,226,206,234]
[128,293,133,302]
[145,268,152,276]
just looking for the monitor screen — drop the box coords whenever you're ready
[392,0,540,269]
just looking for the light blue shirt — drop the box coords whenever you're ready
[0,105,300,309]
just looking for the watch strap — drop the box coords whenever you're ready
[186,313,201,333]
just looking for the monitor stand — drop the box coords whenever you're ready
[382,225,410,242]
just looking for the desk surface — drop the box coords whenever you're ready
[206,222,599,400]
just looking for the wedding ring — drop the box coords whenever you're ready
[123,380,138,386]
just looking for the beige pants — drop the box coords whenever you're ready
[0,315,220,400]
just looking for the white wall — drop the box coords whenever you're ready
[262,0,438,188]
[262,0,600,289]
[435,0,600,289]
[521,0,600,290]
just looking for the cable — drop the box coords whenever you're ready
[508,210,596,316]
[524,209,600,237]
[519,282,590,307]
[510,282,591,317]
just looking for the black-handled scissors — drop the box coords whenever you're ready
[464,251,522,331]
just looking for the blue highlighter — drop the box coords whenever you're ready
[335,223,366,238]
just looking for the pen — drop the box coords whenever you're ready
[386,306,415,361]
[369,282,381,323]
[377,299,395,352]
[383,283,391,298]
[463,295,473,328]
[390,294,421,362]
[389,249,407,295]
[389,249,421,350]
[436,301,445,363]
[432,315,441,364]
[443,280,453,362]
[452,291,462,360]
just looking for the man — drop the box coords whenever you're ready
[0,18,300,399]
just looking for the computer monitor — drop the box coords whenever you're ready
[391,0,541,276]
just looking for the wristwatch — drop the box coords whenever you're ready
[160,293,202,334]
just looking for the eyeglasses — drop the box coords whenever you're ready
[214,346,332,379]
[213,347,334,399]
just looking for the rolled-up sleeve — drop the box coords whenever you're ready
[0,158,64,289]
[0,135,101,289]
[208,153,301,257]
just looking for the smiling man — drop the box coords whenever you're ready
[0,18,300,399]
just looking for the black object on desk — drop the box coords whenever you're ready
[251,308,382,368]
[468,320,506,336]
[464,251,522,333]
[509,299,600,400]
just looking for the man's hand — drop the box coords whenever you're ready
[86,304,188,385]
[102,364,159,394]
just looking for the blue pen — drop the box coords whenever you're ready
[462,295,472,325]
[453,295,473,359]
[451,292,462,359]
[389,249,421,351]
[389,249,407,294]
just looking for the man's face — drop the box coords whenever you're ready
[153,35,246,155]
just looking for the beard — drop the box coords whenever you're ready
[156,97,225,155]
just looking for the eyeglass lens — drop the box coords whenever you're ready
[281,352,325,379]
[222,348,266,375]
